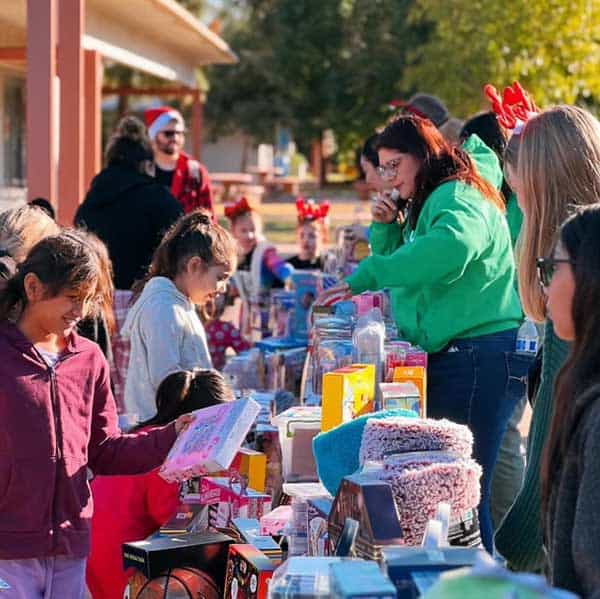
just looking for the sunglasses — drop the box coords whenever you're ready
[160,130,186,139]
[536,257,575,288]
[376,158,402,181]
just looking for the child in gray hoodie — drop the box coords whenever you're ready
[122,212,237,421]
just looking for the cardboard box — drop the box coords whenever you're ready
[233,448,268,493]
[321,364,376,432]
[160,398,261,482]
[200,477,272,528]
[379,382,422,416]
[231,518,283,563]
[329,475,403,562]
[330,560,396,598]
[392,366,427,416]
[159,502,208,535]
[122,531,232,583]
[224,544,277,599]
[381,546,485,598]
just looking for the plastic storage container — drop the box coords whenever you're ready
[272,407,322,482]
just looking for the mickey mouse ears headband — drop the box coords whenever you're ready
[224,197,254,221]
[296,197,330,223]
[484,81,538,134]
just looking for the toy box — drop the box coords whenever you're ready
[230,448,268,493]
[200,477,272,528]
[379,382,422,416]
[122,532,232,582]
[392,366,427,416]
[224,544,277,599]
[160,398,261,483]
[231,518,283,563]
[321,364,375,432]
[291,272,319,340]
[330,560,396,598]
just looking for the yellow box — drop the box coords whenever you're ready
[392,366,427,416]
[321,363,376,432]
[236,448,267,493]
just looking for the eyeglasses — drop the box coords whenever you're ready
[376,158,402,181]
[536,257,575,288]
[160,130,186,139]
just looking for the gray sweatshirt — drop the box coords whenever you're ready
[121,276,212,421]
[546,383,600,598]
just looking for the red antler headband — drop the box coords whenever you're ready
[224,197,253,221]
[296,197,330,223]
[484,82,538,134]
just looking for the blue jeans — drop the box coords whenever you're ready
[427,328,531,552]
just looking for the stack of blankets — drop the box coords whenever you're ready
[360,417,481,545]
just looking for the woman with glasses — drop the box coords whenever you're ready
[317,114,523,551]
[494,106,600,573]
[536,206,600,596]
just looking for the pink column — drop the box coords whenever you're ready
[57,0,84,225]
[191,90,204,160]
[84,49,103,192]
[26,0,58,206]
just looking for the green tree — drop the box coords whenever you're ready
[404,0,600,116]
[205,0,425,180]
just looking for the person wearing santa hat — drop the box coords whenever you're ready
[144,106,214,216]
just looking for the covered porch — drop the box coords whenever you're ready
[0,0,236,223]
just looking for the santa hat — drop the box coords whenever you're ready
[144,106,185,140]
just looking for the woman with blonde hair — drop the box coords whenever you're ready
[494,105,600,571]
[0,204,59,280]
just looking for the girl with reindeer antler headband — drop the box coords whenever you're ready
[287,197,330,271]
[224,197,294,340]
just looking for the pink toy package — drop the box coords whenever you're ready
[159,397,261,483]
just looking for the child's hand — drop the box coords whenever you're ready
[175,414,194,435]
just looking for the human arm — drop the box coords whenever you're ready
[263,247,294,282]
[345,200,489,296]
[88,360,177,476]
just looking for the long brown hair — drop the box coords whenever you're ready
[133,211,237,298]
[0,231,101,321]
[376,114,504,228]
[541,206,600,510]
[517,106,600,322]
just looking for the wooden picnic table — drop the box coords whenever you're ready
[209,172,254,201]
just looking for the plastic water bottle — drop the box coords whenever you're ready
[516,318,539,354]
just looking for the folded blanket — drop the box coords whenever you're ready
[359,417,473,465]
[313,409,417,496]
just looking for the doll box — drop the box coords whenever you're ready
[224,544,277,599]
[200,477,272,528]
[122,531,233,581]
[321,364,376,432]
[159,397,261,483]
[231,518,283,563]
[392,366,427,416]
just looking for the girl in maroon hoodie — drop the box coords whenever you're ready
[0,231,189,598]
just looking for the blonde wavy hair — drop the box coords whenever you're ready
[517,105,600,321]
[0,204,60,263]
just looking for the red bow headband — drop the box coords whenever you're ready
[484,82,538,133]
[296,197,330,223]
[224,197,253,221]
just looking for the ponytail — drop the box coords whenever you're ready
[133,210,237,297]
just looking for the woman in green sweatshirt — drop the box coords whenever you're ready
[317,115,523,551]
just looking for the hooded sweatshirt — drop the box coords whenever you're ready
[76,164,183,290]
[346,134,521,353]
[0,321,176,560]
[121,277,212,421]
